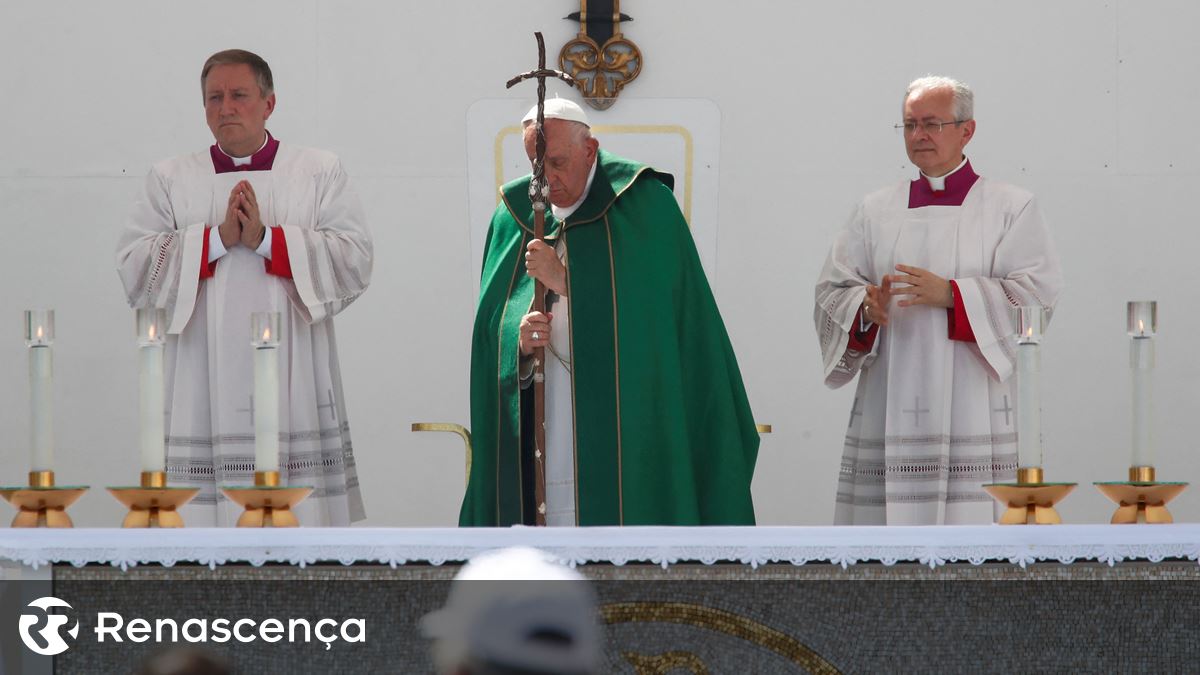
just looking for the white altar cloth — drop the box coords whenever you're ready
[1,525,1199,571]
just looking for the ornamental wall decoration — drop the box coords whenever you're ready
[559,0,643,110]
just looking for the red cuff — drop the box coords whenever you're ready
[200,227,218,279]
[847,306,880,352]
[264,227,293,279]
[946,280,977,343]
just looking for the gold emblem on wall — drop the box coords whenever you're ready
[559,0,642,110]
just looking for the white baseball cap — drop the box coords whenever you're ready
[421,547,601,674]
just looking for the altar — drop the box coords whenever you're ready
[4,524,1200,570]
[2,525,1199,673]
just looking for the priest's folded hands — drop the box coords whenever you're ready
[234,180,267,248]
[217,184,242,248]
[216,179,267,249]
[885,264,954,309]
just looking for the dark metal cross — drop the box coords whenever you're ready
[993,395,1013,426]
[903,396,930,426]
[506,33,577,213]
[505,33,576,528]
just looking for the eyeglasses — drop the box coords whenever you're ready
[894,119,969,136]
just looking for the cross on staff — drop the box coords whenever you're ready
[506,32,576,527]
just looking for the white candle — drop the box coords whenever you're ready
[1126,302,1158,470]
[252,313,281,474]
[25,310,55,474]
[254,344,280,473]
[139,336,165,473]
[1130,330,1155,468]
[1016,339,1042,469]
[29,344,54,472]
[1013,306,1046,471]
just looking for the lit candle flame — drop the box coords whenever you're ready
[1138,319,1145,335]
[148,323,157,340]
[36,326,43,340]
[262,327,271,342]
[1026,326,1033,338]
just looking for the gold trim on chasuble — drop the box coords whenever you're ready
[493,223,529,525]
[604,214,625,524]
[493,125,695,225]
[562,233,583,526]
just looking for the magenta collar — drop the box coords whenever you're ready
[210,132,279,174]
[908,159,979,208]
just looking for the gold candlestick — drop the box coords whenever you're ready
[987,308,1076,523]
[1094,466,1188,524]
[983,466,1077,525]
[107,471,200,528]
[0,471,89,528]
[221,471,312,527]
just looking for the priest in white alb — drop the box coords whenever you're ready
[115,49,372,526]
[814,76,1064,525]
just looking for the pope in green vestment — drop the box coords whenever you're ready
[461,107,757,527]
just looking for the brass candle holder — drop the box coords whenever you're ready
[1094,303,1189,523]
[984,308,1076,524]
[1094,466,1188,524]
[220,471,312,527]
[983,467,1077,525]
[0,471,89,528]
[107,471,200,528]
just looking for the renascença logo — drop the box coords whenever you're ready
[19,597,80,655]
[17,599,365,654]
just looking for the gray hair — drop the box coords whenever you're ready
[522,118,593,145]
[904,75,973,121]
[201,49,274,100]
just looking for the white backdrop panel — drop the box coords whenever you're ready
[0,1,1197,527]
[1116,1,1200,174]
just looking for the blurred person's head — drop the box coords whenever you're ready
[422,547,601,675]
[137,646,230,675]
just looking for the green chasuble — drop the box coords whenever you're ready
[461,150,758,526]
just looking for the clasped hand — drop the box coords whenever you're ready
[218,180,267,249]
[517,240,567,357]
[862,265,953,327]
[524,239,567,296]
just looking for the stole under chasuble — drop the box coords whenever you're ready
[463,150,758,526]
[115,140,372,526]
[815,162,1063,525]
